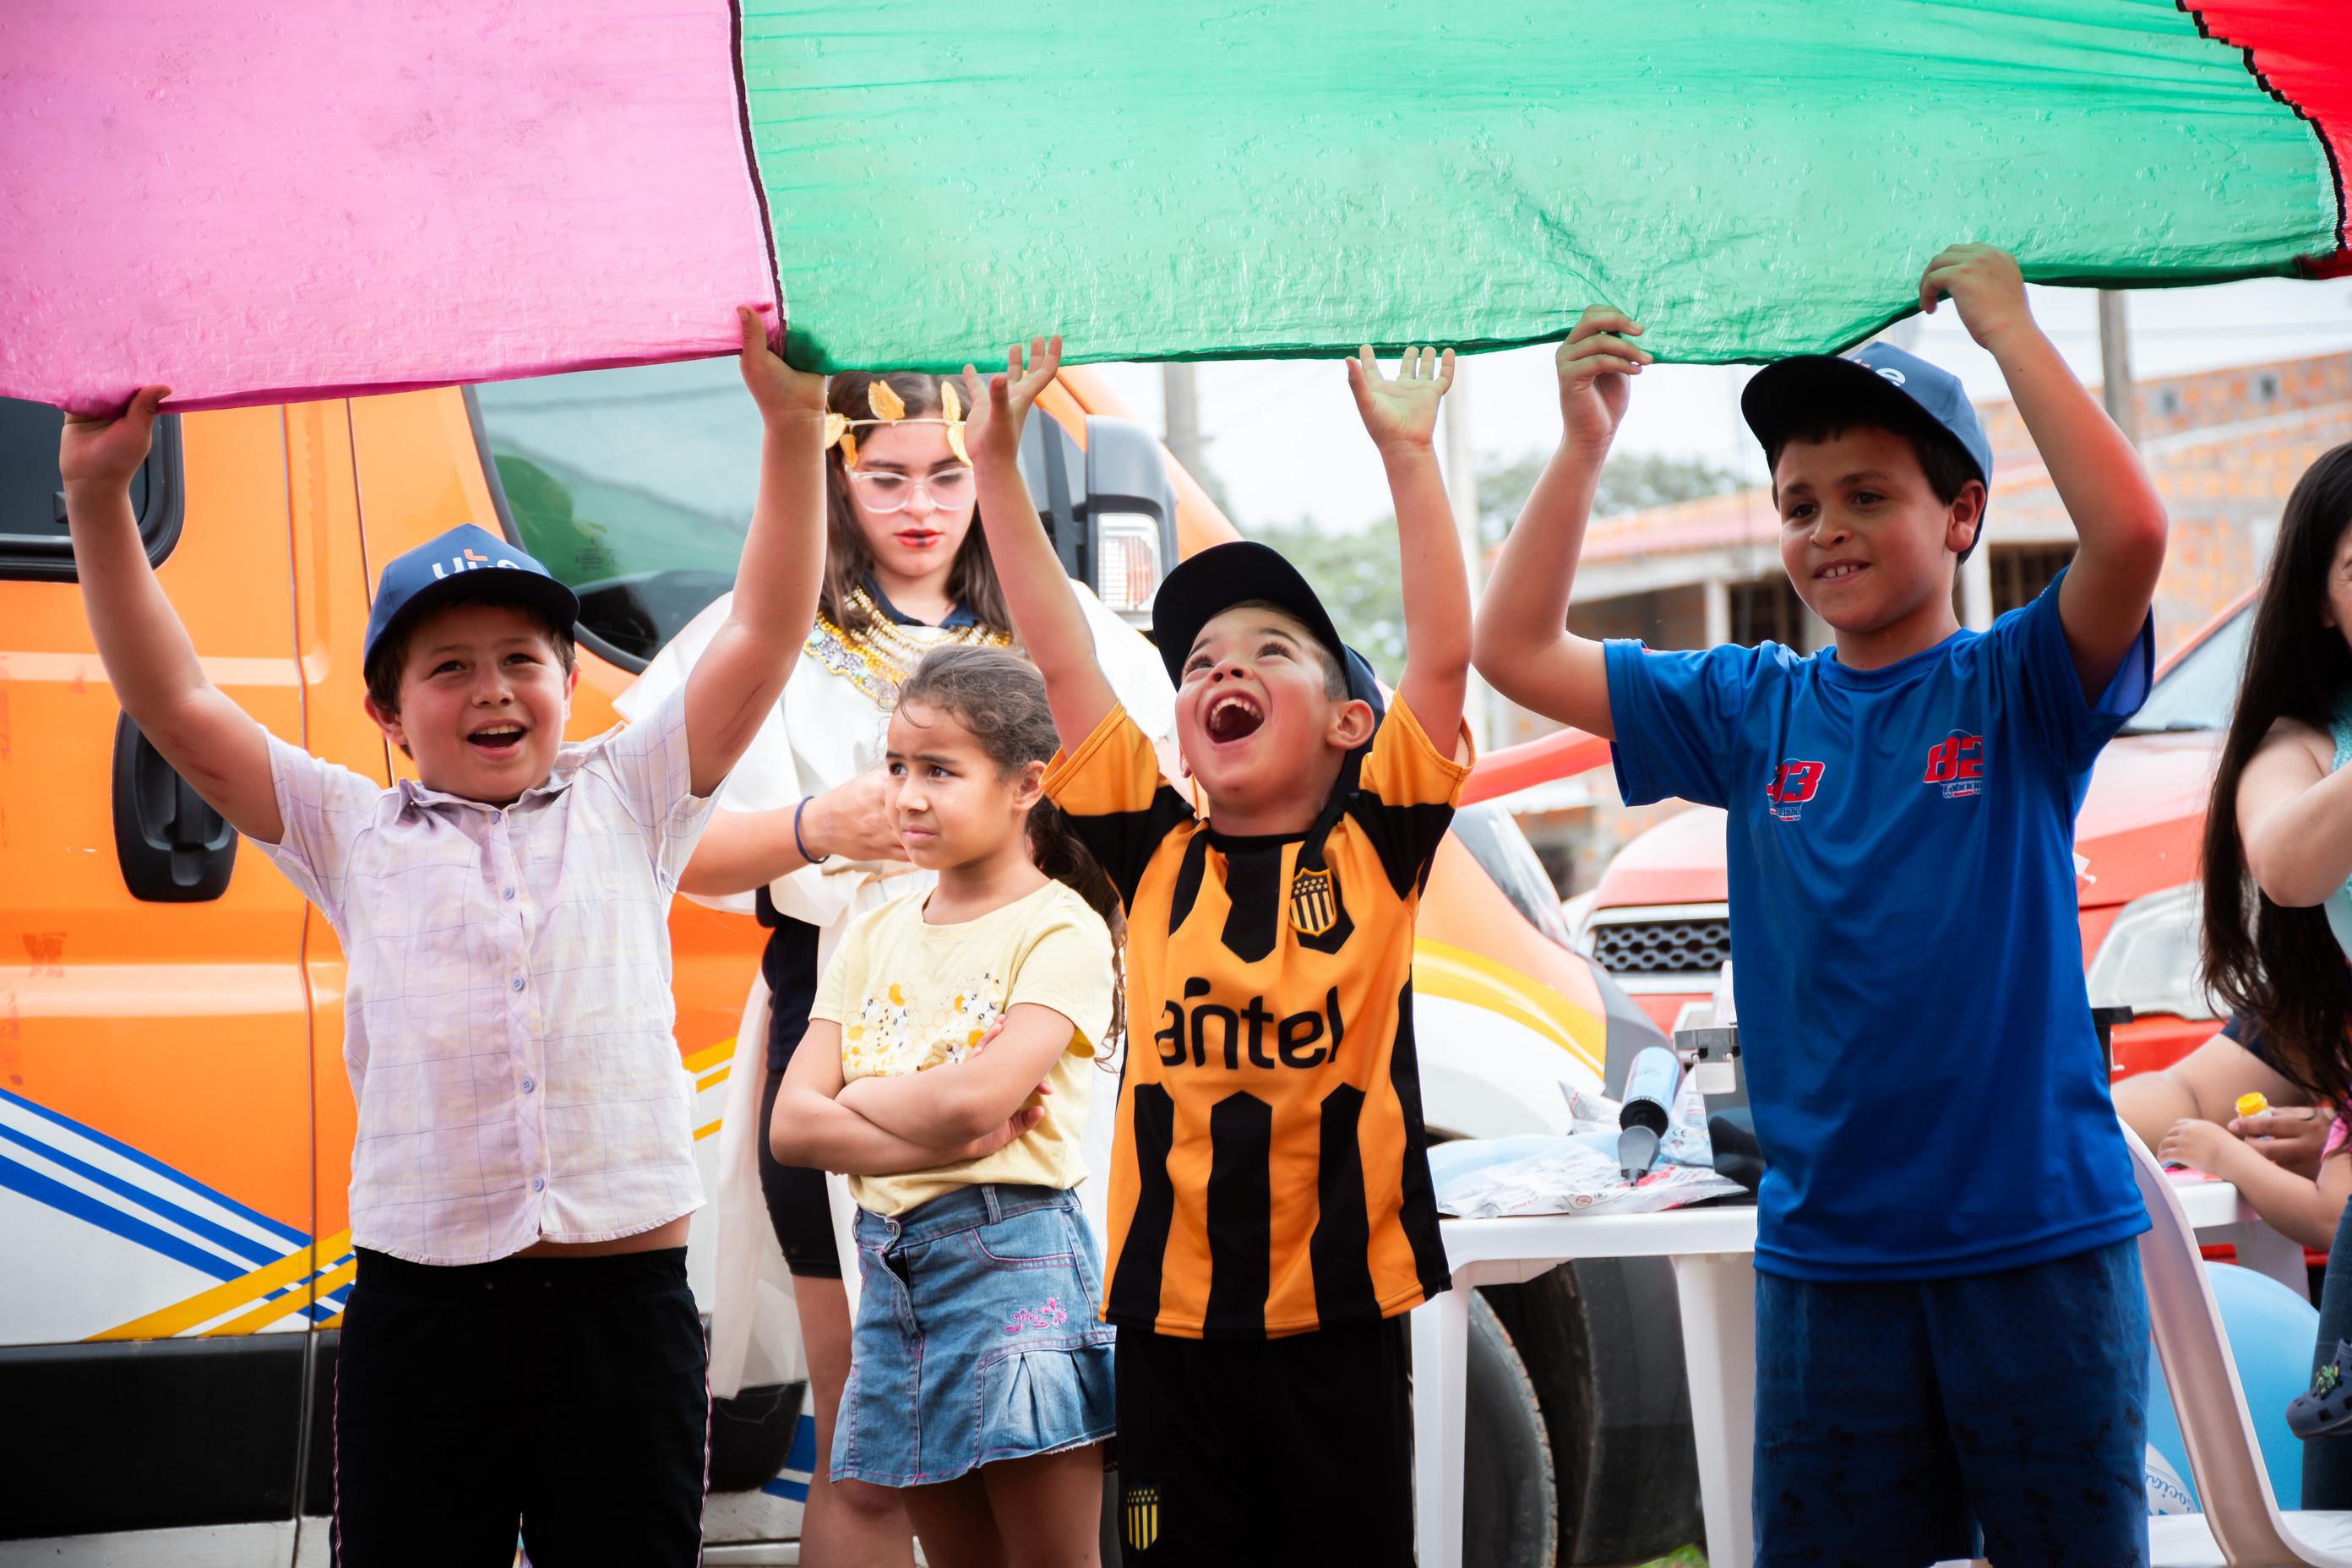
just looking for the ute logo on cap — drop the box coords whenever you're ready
[1874,367,1908,385]
[430,542,520,581]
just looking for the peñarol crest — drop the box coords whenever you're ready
[1289,866,1339,938]
[1124,1485,1159,1550]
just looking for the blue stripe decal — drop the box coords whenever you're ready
[754,1413,819,1501]
[0,1119,287,1269]
[0,1086,308,1245]
[0,1152,248,1284]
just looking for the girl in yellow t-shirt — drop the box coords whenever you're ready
[771,645,1120,1565]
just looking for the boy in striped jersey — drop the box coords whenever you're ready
[959,336,1474,1565]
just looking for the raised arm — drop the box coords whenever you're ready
[1919,245,2167,698]
[769,1020,1043,1176]
[63,389,285,843]
[1470,308,1652,738]
[961,338,1118,749]
[836,1004,1070,1146]
[681,309,829,798]
[1347,346,1469,743]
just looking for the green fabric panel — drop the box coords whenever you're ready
[737,0,2336,372]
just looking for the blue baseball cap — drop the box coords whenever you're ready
[362,523,580,671]
[1741,340,1994,555]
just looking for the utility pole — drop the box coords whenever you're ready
[1162,362,1202,475]
[2098,291,2138,447]
[1444,366,1491,748]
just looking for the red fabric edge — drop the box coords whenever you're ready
[2180,1,2352,276]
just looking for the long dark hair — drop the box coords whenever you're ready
[2202,442,2352,1104]
[822,372,1011,639]
[896,645,1125,1052]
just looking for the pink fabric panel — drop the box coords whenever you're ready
[1,1,776,415]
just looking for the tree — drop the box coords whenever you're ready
[1476,449,1740,545]
[1244,449,1742,675]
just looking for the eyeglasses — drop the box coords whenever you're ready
[845,467,976,514]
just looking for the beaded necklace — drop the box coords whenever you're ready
[803,585,1012,710]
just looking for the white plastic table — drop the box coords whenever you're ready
[1412,1173,2299,1568]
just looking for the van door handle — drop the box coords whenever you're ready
[111,711,237,901]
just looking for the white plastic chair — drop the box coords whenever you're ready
[2123,1124,2352,1565]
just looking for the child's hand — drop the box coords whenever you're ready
[1347,345,1455,454]
[736,307,827,424]
[60,386,170,489]
[961,336,1062,466]
[1919,244,2032,351]
[2159,1115,2241,1176]
[2231,1105,2333,1180]
[803,769,910,864]
[1554,308,1647,453]
[962,1101,1048,1159]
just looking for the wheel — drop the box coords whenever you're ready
[1482,1260,1703,1564]
[1464,1289,1561,1568]
[706,1379,804,1494]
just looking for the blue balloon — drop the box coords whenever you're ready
[2146,1262,2320,1511]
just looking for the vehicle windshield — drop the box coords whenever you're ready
[1448,802,1574,948]
[472,359,761,665]
[2115,604,2249,735]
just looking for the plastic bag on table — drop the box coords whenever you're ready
[1438,1074,1745,1218]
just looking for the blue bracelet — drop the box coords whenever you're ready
[793,797,829,865]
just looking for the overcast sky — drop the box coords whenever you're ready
[1086,275,2352,536]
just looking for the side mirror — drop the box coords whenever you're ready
[1017,414,1179,630]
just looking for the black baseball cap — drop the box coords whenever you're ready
[1152,540,1382,710]
[1742,340,1995,555]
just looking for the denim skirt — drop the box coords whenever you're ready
[833,1183,1116,1486]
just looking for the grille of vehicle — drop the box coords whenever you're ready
[1589,917,1730,977]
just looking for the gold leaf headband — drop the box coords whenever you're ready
[825,378,969,470]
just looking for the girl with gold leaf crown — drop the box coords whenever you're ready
[618,368,1172,1562]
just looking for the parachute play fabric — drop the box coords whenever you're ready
[743,0,2352,373]
[5,2,2349,412]
[2,0,776,414]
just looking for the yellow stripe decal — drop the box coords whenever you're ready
[1413,939,1605,1075]
[205,1256,358,1338]
[694,1119,722,1141]
[90,1227,357,1342]
[696,1064,731,1093]
[682,1037,737,1075]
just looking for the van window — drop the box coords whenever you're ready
[0,395,182,581]
[1449,801,1573,947]
[471,361,762,667]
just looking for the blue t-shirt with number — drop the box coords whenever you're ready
[1604,572,2152,1280]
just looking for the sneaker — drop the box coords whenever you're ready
[2289,1340,2352,1440]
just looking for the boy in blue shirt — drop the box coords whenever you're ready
[1474,245,2170,1565]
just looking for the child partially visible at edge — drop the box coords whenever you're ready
[1474,246,2170,1566]
[58,308,827,1566]
[957,333,1474,1566]
[770,645,1123,1568]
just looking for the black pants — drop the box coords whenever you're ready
[1113,1315,1414,1566]
[758,1064,845,1277]
[2310,1203,2352,1506]
[333,1247,709,1566]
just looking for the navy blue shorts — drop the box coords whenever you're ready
[1753,1239,2149,1568]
